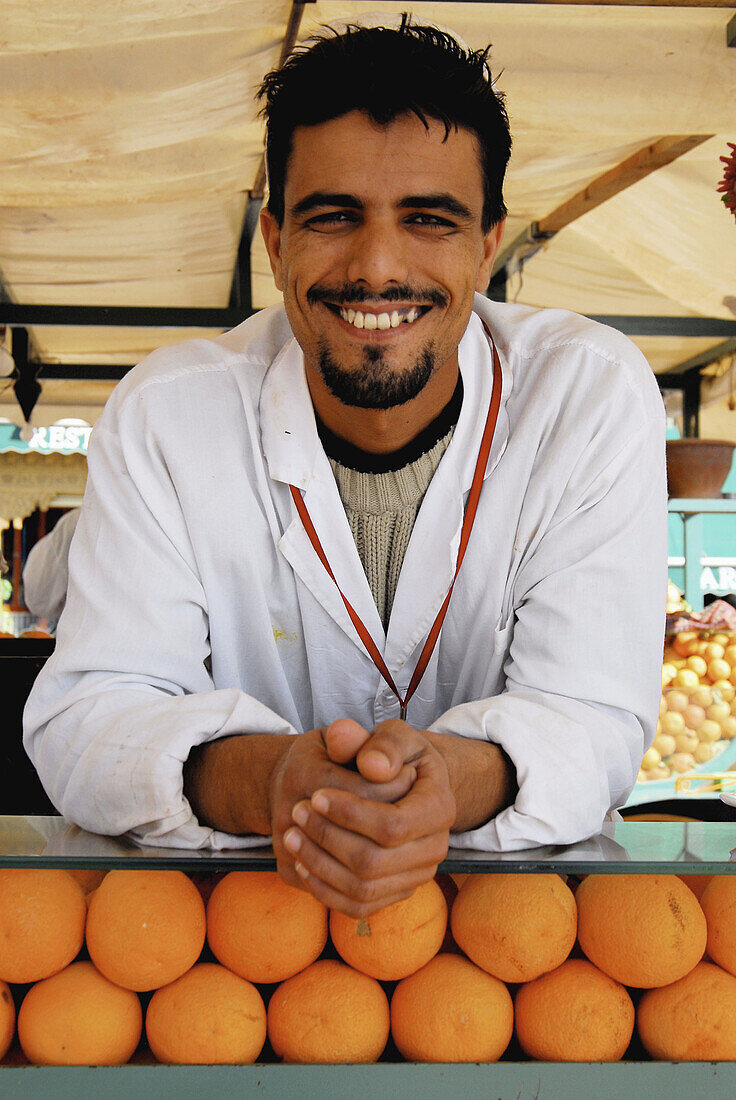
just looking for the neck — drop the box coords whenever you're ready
[305,358,460,455]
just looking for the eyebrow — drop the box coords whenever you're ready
[289,190,473,220]
[397,194,473,219]
[290,192,362,217]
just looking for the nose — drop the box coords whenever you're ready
[345,218,409,292]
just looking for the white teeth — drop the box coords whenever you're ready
[338,305,424,329]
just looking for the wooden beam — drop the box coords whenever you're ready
[537,135,713,234]
[728,13,736,46]
[250,0,313,201]
[440,1,734,6]
[493,134,712,274]
[658,338,736,376]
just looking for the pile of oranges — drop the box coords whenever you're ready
[639,629,736,782]
[0,866,734,1065]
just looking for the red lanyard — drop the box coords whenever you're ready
[290,335,503,721]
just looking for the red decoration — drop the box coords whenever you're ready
[718,142,736,220]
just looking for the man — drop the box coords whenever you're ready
[24,18,666,916]
[23,509,81,627]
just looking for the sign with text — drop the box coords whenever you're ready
[0,420,91,455]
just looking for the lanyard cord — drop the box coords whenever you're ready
[289,336,503,720]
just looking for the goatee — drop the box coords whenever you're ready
[316,343,436,409]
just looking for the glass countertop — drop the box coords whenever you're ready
[0,817,734,874]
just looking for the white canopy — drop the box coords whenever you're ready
[1,1,734,431]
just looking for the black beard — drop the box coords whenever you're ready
[316,341,437,409]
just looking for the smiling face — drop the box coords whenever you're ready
[261,110,504,431]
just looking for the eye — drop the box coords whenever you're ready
[406,213,458,231]
[305,211,358,231]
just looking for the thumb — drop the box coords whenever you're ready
[355,720,422,783]
[323,719,371,765]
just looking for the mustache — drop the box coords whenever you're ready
[307,283,449,308]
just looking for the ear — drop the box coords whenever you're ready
[475,218,506,294]
[260,207,284,292]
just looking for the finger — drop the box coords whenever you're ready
[355,720,426,783]
[294,861,433,918]
[309,760,418,805]
[286,839,440,918]
[287,802,448,880]
[323,719,371,764]
[310,759,455,848]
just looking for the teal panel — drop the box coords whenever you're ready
[0,1062,735,1100]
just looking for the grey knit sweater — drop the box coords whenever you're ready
[329,429,454,628]
[318,377,463,629]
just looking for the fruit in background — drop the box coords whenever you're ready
[666,581,687,615]
[268,959,389,1064]
[391,953,513,1063]
[514,958,634,1063]
[451,873,577,983]
[576,874,706,988]
[641,629,736,781]
[17,961,142,1066]
[330,880,446,981]
[637,962,736,1061]
[652,733,676,757]
[146,963,266,1065]
[207,871,327,984]
[0,983,15,1062]
[0,869,86,984]
[86,870,206,992]
[699,876,736,976]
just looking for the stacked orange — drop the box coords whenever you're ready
[1,866,735,1065]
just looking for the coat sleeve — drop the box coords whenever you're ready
[22,509,81,622]
[429,408,668,851]
[23,405,297,851]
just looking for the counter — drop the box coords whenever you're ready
[0,816,734,1098]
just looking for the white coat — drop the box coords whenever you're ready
[23,295,667,851]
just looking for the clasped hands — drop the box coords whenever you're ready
[269,719,456,917]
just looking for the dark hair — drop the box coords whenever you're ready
[258,15,511,232]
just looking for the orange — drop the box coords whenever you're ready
[330,880,446,980]
[391,953,513,1063]
[678,874,713,901]
[0,869,86,983]
[515,959,634,1062]
[450,873,576,983]
[637,961,736,1060]
[206,871,327,984]
[86,870,205,991]
[0,982,15,1061]
[18,961,142,1065]
[700,875,736,976]
[67,869,107,896]
[576,873,706,987]
[268,959,389,1063]
[146,963,266,1064]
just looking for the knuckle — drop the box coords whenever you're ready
[350,846,379,880]
[352,877,378,905]
[376,810,406,847]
